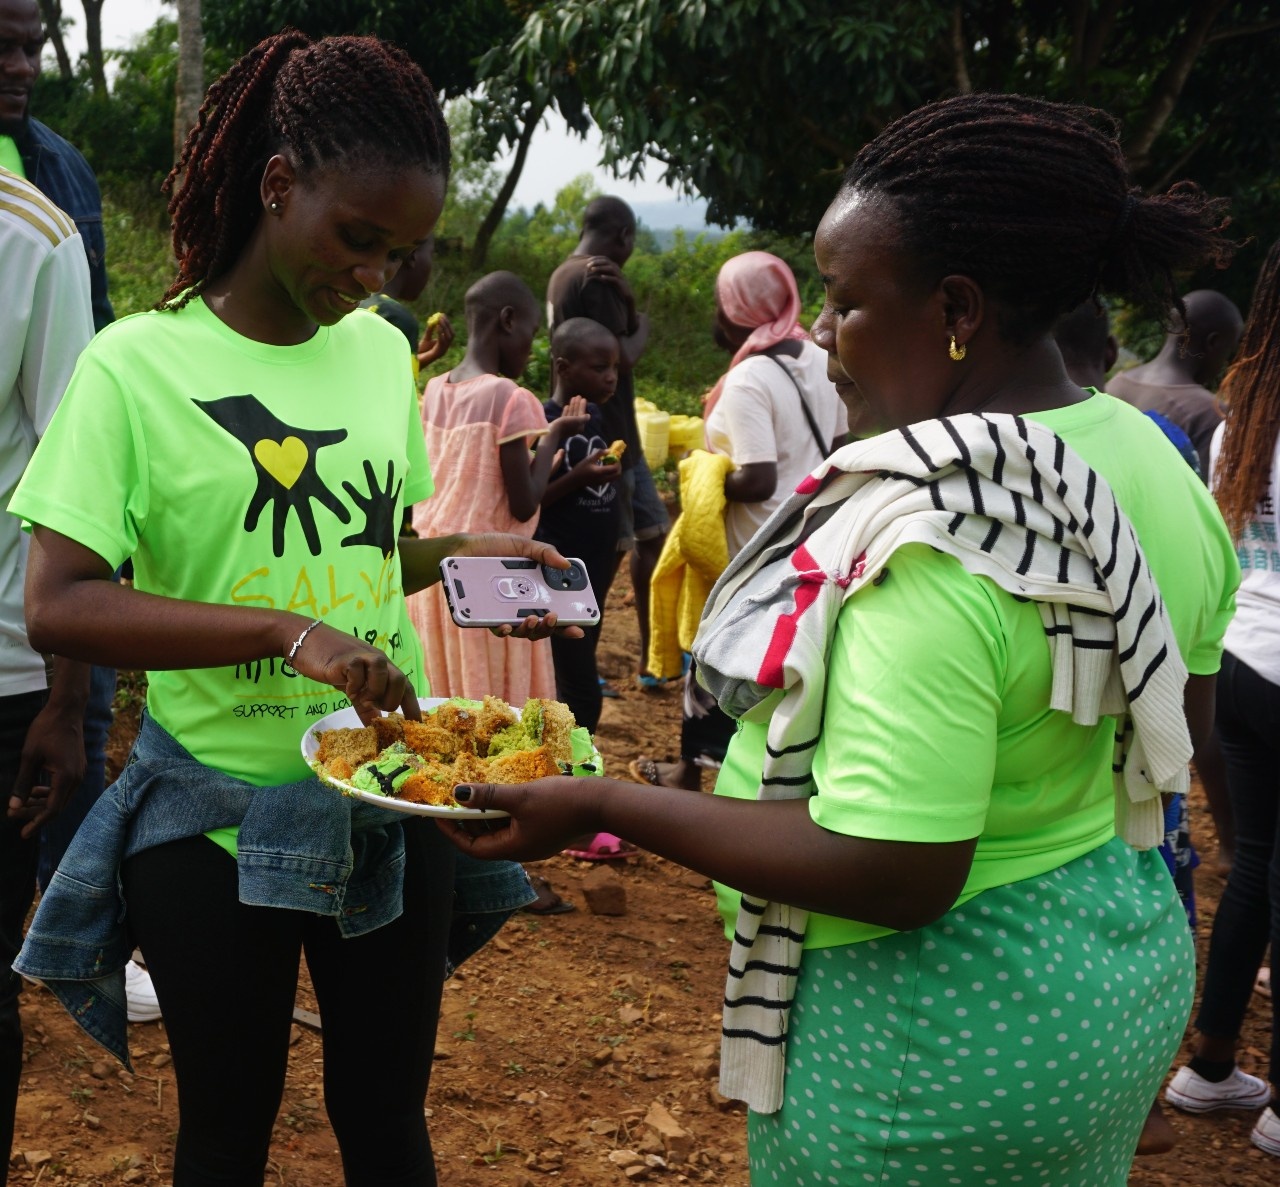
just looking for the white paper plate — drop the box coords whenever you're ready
[302,697,510,819]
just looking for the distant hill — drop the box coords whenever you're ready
[629,197,707,229]
[630,199,735,250]
[646,226,731,250]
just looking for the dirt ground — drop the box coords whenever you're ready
[8,573,1276,1186]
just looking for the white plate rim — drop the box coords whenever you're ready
[302,697,511,819]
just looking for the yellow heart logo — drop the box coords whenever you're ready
[253,437,309,489]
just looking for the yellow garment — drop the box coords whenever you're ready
[647,450,736,679]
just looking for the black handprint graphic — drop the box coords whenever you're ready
[341,459,403,555]
[195,395,350,557]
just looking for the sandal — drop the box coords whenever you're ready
[629,757,700,790]
[598,676,622,699]
[522,875,576,915]
[629,757,668,786]
[564,832,636,861]
[636,671,664,692]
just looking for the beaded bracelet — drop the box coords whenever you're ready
[286,617,324,663]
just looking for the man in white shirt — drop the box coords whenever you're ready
[0,165,93,1185]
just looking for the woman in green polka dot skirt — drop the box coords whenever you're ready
[440,94,1241,1186]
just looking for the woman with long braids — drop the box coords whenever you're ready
[7,32,571,1186]
[442,93,1239,1184]
[1165,239,1280,1156]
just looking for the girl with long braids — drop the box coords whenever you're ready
[8,31,573,1186]
[442,93,1240,1184]
[1165,239,1280,1155]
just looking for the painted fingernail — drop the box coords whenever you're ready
[454,785,472,803]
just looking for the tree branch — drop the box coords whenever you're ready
[469,99,547,269]
[1125,0,1229,170]
[1206,18,1280,43]
[798,113,854,161]
[1081,0,1123,76]
[37,0,73,81]
[1147,123,1216,194]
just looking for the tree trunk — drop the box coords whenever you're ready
[174,0,205,162]
[1125,0,1229,170]
[80,0,106,98]
[37,0,73,81]
[950,5,972,94]
[469,100,545,269]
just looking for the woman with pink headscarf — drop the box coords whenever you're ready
[631,252,848,790]
[703,250,849,555]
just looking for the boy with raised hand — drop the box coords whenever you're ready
[536,318,624,734]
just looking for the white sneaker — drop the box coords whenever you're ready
[125,959,162,1023]
[1253,1107,1280,1157]
[1165,1064,1272,1113]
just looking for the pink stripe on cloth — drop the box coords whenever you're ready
[757,543,825,688]
[704,252,809,419]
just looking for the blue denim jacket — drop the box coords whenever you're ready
[15,713,533,1066]
[19,118,114,331]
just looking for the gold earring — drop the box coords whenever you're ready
[948,335,966,362]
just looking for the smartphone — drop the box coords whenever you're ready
[439,556,601,628]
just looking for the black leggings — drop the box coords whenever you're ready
[547,546,616,733]
[122,821,455,1187]
[1194,651,1280,1092]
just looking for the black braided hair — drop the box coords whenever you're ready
[842,93,1234,343]
[160,31,450,310]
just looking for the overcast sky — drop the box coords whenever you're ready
[55,0,687,211]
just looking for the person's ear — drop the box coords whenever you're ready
[1104,335,1119,374]
[497,304,516,334]
[260,154,296,216]
[553,355,569,379]
[939,274,985,352]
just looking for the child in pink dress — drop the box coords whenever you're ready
[407,271,589,703]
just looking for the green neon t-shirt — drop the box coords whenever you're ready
[12,296,432,787]
[713,393,1239,948]
[0,137,26,178]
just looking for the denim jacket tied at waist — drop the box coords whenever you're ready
[14,712,533,1066]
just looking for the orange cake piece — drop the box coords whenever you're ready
[487,745,559,784]
[434,701,478,743]
[371,713,406,750]
[452,750,491,786]
[534,698,577,764]
[475,695,518,749]
[315,724,378,771]
[402,718,467,760]
[398,765,457,806]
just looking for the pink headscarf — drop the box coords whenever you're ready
[703,251,809,418]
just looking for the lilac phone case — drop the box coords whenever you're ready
[439,557,601,628]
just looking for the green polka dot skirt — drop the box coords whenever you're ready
[748,837,1194,1186]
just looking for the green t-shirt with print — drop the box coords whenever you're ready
[713,393,1239,948]
[12,296,432,787]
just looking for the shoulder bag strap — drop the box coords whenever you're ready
[763,347,830,457]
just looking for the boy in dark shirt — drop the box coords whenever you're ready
[537,318,624,731]
[547,197,669,690]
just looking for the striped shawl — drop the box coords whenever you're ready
[691,412,1191,1113]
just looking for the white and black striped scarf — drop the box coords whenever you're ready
[692,412,1191,1114]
